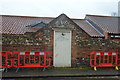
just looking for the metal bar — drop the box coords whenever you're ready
[16,68,20,72]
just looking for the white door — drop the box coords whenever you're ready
[54,29,71,67]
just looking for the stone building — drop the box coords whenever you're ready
[0,14,120,67]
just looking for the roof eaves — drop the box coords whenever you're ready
[91,35,104,38]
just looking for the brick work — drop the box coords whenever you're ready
[1,14,120,67]
[2,28,120,68]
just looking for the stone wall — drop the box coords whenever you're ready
[2,27,120,68]
[71,25,120,67]
[1,14,120,67]
[72,37,120,67]
[2,34,44,52]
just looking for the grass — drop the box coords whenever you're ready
[48,67,92,70]
[8,66,116,72]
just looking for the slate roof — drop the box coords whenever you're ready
[0,15,53,34]
[1,14,119,37]
[85,15,120,34]
[73,19,103,37]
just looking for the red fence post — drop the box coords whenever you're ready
[0,51,13,72]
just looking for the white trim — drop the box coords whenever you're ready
[53,30,55,66]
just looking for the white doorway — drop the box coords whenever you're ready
[53,29,71,67]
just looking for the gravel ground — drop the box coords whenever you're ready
[1,76,120,80]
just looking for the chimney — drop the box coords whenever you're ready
[104,32,108,39]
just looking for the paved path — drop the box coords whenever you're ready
[2,69,119,78]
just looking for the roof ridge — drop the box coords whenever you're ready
[71,18,84,20]
[86,14,120,18]
[0,15,82,20]
[0,15,55,19]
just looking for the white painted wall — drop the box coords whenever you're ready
[53,29,71,67]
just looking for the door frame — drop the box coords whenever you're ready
[53,28,72,67]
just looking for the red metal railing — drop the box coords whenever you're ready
[90,52,119,70]
[13,51,51,68]
[0,51,52,72]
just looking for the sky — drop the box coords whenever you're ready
[0,0,119,19]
